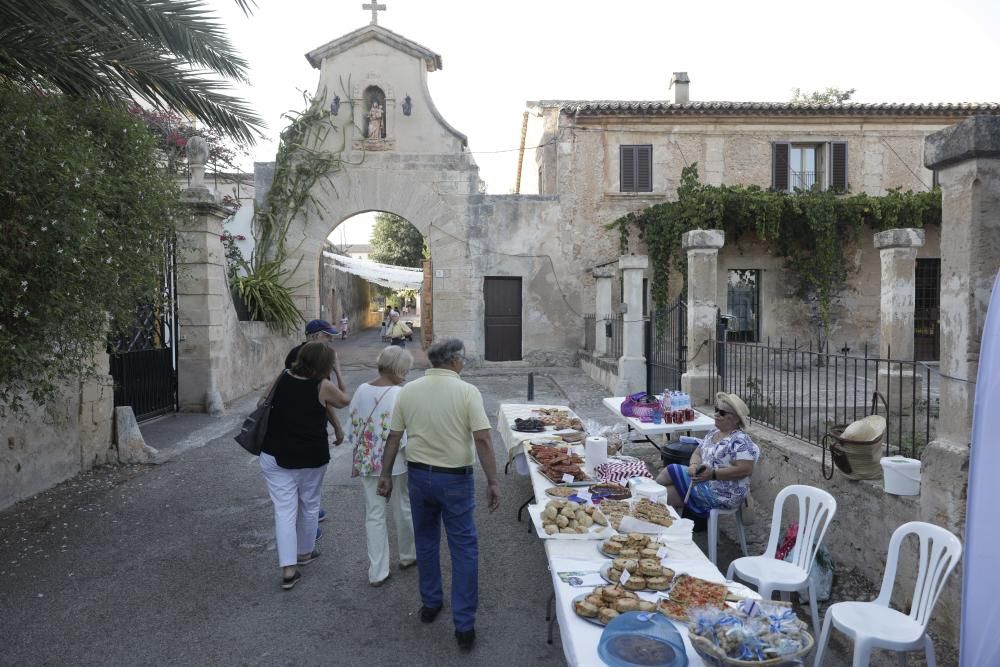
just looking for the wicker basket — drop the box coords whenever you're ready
[689,631,814,667]
[829,426,883,480]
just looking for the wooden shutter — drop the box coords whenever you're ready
[620,145,635,192]
[772,142,790,191]
[620,145,652,192]
[830,141,848,190]
[636,145,652,192]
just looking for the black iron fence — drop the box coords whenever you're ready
[710,338,937,460]
[645,297,687,395]
[604,313,623,359]
[584,314,596,352]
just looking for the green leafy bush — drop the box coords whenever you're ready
[0,88,182,411]
[609,165,941,337]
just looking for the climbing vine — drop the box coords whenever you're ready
[232,87,359,334]
[608,165,941,337]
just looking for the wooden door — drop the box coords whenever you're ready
[484,277,522,361]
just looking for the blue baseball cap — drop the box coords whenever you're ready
[305,319,338,335]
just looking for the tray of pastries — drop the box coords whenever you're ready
[600,559,676,592]
[596,498,675,531]
[656,574,730,622]
[531,499,612,539]
[598,532,658,559]
[572,585,657,627]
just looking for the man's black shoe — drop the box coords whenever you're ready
[419,605,442,623]
[455,628,475,650]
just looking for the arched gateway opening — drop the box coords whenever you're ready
[320,211,427,343]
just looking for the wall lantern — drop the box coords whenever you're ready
[401,95,412,116]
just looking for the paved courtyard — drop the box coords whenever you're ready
[0,327,950,666]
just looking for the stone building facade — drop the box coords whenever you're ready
[526,89,1000,350]
[269,23,578,366]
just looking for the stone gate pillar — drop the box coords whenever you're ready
[681,230,724,406]
[875,228,925,402]
[593,265,614,356]
[918,116,1000,643]
[615,255,648,395]
[176,187,228,414]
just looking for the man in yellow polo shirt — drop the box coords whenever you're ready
[378,338,499,651]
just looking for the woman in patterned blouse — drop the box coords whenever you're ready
[348,346,417,586]
[657,392,759,518]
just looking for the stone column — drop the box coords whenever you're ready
[918,110,1000,649]
[925,116,1000,449]
[593,265,614,356]
[614,255,648,396]
[681,230,724,406]
[874,228,925,405]
[176,187,229,414]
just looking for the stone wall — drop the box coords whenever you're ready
[0,364,115,511]
[578,349,620,393]
[724,423,962,645]
[318,245,383,332]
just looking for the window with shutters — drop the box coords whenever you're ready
[620,145,653,192]
[772,141,848,192]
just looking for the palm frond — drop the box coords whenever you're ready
[0,0,264,144]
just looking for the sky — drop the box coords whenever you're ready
[208,0,1000,243]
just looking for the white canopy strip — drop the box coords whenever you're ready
[322,251,424,290]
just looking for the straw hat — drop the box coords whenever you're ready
[841,415,887,443]
[716,392,750,427]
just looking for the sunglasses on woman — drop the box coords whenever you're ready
[714,407,733,417]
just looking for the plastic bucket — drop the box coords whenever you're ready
[880,456,921,495]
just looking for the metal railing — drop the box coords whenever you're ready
[645,298,687,395]
[791,170,817,190]
[583,314,596,352]
[710,338,937,459]
[604,313,623,360]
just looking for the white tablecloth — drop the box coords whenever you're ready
[524,437,734,667]
[497,403,583,472]
[601,397,716,437]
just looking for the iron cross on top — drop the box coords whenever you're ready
[363,1,386,24]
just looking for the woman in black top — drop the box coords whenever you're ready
[259,342,351,589]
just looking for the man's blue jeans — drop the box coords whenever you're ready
[407,465,478,631]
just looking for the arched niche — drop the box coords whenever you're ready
[353,74,395,150]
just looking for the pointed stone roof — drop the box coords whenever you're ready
[305,24,443,71]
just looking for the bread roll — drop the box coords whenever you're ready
[615,598,640,613]
[598,608,620,624]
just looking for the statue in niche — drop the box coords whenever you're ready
[367,101,385,140]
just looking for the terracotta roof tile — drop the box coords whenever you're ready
[536,100,1000,117]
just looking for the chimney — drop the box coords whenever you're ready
[669,72,690,104]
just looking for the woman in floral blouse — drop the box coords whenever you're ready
[348,346,416,586]
[657,392,760,518]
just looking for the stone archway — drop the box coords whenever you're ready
[282,154,482,353]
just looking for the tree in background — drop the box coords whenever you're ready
[790,87,856,104]
[0,0,264,144]
[369,213,426,268]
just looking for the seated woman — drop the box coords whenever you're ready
[656,392,759,518]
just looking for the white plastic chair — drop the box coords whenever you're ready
[708,506,748,567]
[726,484,837,637]
[812,521,962,667]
